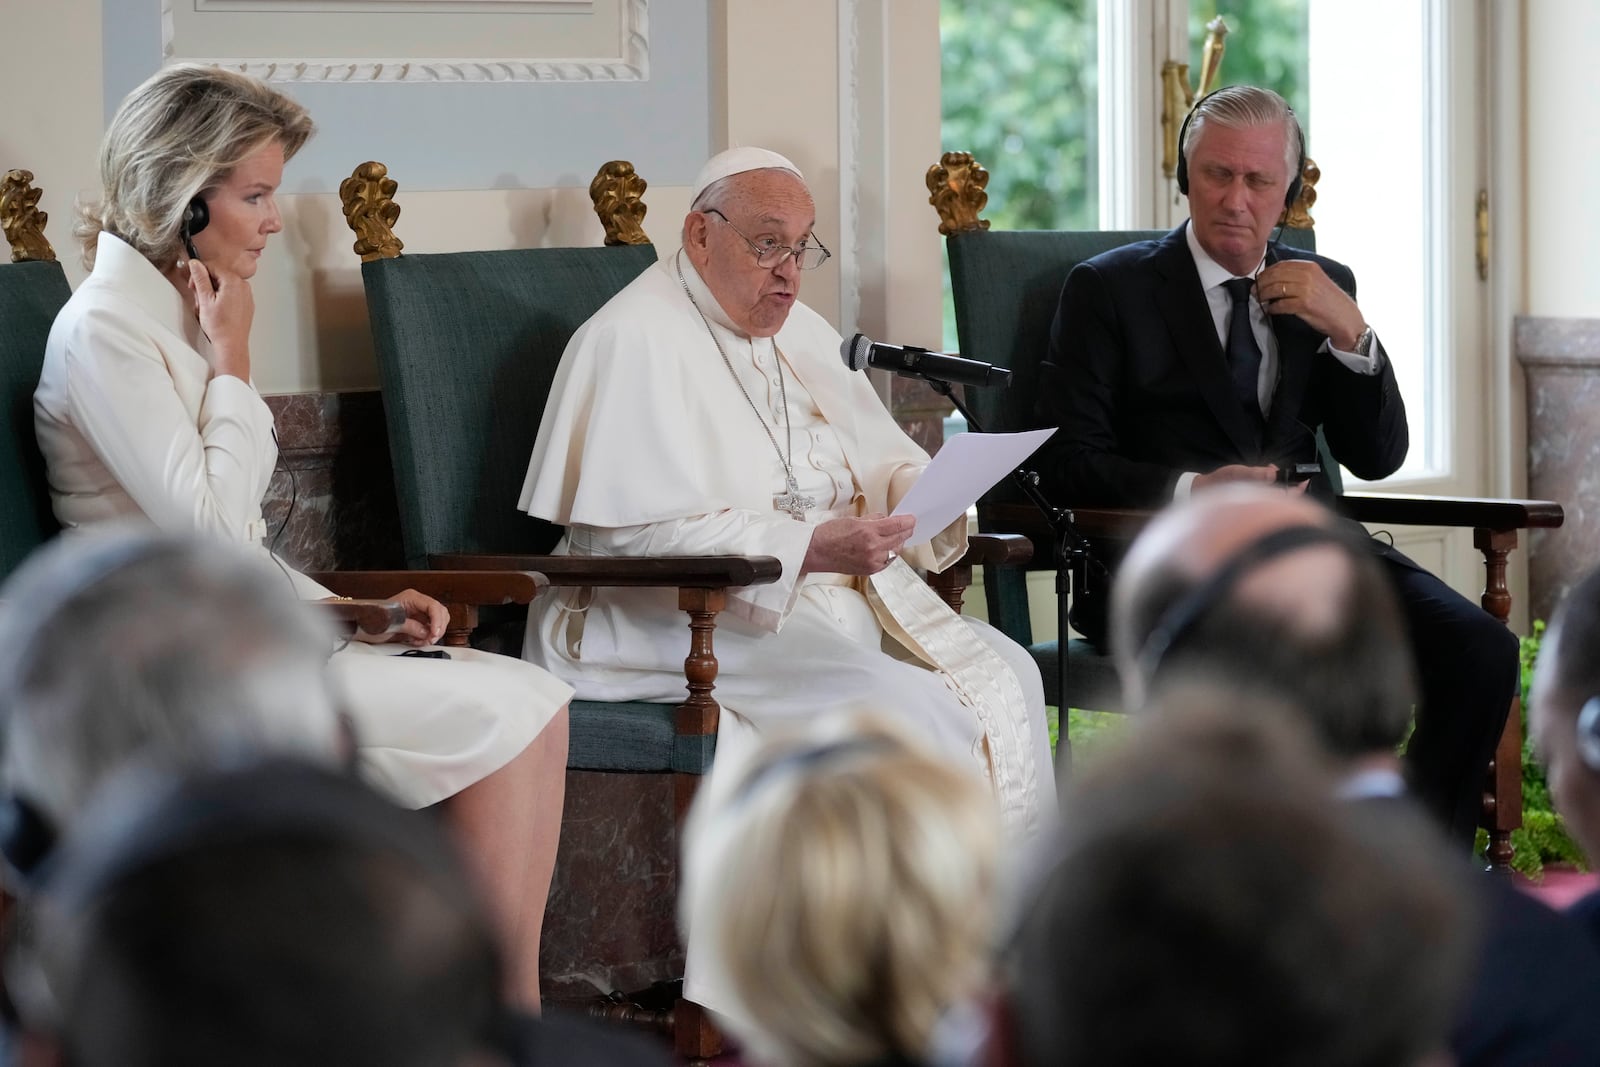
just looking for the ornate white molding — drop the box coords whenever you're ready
[164,0,650,83]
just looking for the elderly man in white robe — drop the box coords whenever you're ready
[520,147,1052,838]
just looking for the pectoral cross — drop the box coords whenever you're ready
[775,474,816,519]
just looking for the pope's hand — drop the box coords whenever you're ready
[802,514,916,576]
[350,588,450,646]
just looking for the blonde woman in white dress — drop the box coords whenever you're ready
[35,64,571,1009]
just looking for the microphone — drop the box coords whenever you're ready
[841,333,1012,389]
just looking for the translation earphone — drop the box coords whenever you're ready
[1175,87,1308,213]
[181,196,209,260]
[1577,696,1600,772]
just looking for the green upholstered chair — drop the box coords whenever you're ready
[0,171,71,574]
[340,160,782,810]
[929,150,1563,869]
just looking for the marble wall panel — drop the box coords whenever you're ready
[262,390,405,572]
[1516,316,1600,621]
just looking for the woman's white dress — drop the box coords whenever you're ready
[34,233,570,808]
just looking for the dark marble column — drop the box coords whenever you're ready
[262,390,405,572]
[1516,316,1600,622]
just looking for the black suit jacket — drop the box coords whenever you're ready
[1038,223,1408,507]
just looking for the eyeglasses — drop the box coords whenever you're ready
[704,208,832,271]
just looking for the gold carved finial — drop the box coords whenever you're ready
[339,161,404,262]
[1162,18,1228,181]
[1281,156,1320,229]
[926,152,990,236]
[1197,16,1229,98]
[2,170,57,263]
[589,160,651,246]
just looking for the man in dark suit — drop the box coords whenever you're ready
[1102,486,1600,1067]
[1037,84,1517,847]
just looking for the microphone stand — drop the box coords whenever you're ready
[920,375,1094,775]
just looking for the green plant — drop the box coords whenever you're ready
[1477,619,1587,879]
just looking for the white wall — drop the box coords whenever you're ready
[3,0,944,394]
[1525,0,1600,318]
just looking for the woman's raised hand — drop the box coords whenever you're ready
[186,259,254,382]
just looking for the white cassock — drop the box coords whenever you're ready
[521,250,1054,1013]
[522,252,1054,797]
[35,232,572,809]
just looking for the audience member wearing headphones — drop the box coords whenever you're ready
[994,693,1475,1067]
[0,527,346,891]
[1034,84,1518,850]
[1530,563,1600,948]
[679,715,1001,1067]
[7,758,672,1067]
[33,64,571,1009]
[1108,486,1600,1067]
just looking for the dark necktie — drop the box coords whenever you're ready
[1222,277,1265,426]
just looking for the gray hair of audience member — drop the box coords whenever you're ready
[1001,689,1476,1067]
[77,63,314,269]
[680,714,1002,1067]
[0,527,344,837]
[11,758,504,1067]
[1529,564,1600,861]
[1181,84,1303,184]
[1111,488,1418,759]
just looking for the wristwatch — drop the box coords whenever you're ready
[1351,325,1375,359]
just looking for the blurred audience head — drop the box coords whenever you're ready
[1111,484,1416,758]
[680,714,1001,1067]
[996,690,1475,1067]
[9,758,505,1067]
[0,527,343,884]
[1530,564,1600,862]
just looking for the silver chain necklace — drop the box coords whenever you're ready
[675,252,816,519]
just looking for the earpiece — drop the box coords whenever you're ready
[1576,696,1600,772]
[182,196,209,260]
[0,795,55,887]
[1175,88,1307,212]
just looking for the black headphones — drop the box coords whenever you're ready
[1176,87,1307,212]
[181,196,209,260]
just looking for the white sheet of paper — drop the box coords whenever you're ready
[891,428,1056,546]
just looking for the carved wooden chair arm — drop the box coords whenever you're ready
[1336,493,1564,533]
[318,598,408,638]
[427,553,783,588]
[310,569,548,647]
[957,532,1034,567]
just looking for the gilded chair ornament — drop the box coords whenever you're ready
[926,152,991,236]
[340,161,404,262]
[1282,157,1320,229]
[2,170,57,263]
[589,160,651,246]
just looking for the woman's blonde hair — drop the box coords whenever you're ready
[680,716,1001,1067]
[77,64,314,269]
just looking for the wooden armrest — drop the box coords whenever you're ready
[958,533,1034,567]
[310,570,547,607]
[981,503,1156,546]
[1336,494,1564,532]
[428,553,783,588]
[318,598,408,637]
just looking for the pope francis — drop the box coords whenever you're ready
[519,148,1053,851]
